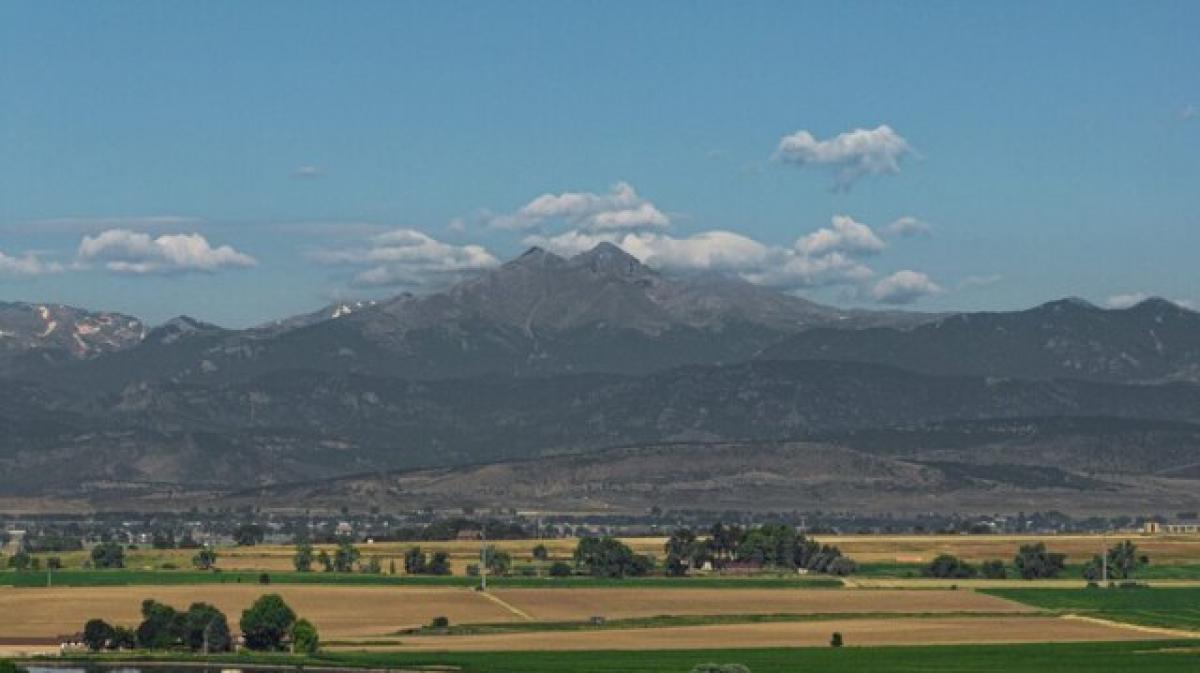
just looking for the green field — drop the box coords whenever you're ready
[986,587,1200,631]
[36,641,1200,673]
[0,569,842,589]
[856,562,1200,580]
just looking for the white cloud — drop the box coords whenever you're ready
[77,229,256,274]
[313,228,499,288]
[1106,292,1150,309]
[491,181,669,232]
[871,270,944,305]
[775,125,914,190]
[526,224,876,291]
[884,216,933,237]
[795,215,885,256]
[291,165,325,179]
[0,249,63,276]
[745,250,875,288]
[1181,104,1197,121]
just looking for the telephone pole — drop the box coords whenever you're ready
[1101,539,1108,583]
[480,527,488,592]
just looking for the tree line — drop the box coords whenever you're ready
[664,524,858,576]
[81,594,318,654]
[921,540,1148,580]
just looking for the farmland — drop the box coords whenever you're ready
[3,533,1198,668]
[17,533,1200,577]
[985,587,1200,631]
[0,585,1030,641]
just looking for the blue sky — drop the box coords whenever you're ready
[1,1,1197,326]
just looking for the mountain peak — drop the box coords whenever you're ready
[1126,297,1186,312]
[569,242,654,278]
[1036,297,1098,313]
[506,246,566,268]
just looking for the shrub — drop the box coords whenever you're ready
[922,554,977,579]
[90,542,126,569]
[0,661,29,673]
[549,561,573,577]
[291,618,320,654]
[259,572,271,584]
[830,631,844,647]
[690,665,750,673]
[981,559,1007,579]
[429,616,450,629]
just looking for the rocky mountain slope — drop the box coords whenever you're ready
[0,301,144,371]
[761,297,1200,384]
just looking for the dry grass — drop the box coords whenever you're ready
[0,585,1028,641]
[0,585,518,639]
[348,616,1168,652]
[490,588,1032,621]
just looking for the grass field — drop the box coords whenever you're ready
[35,641,1200,672]
[986,587,1200,631]
[856,561,1200,579]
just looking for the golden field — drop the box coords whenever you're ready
[32,533,1200,574]
[370,616,1169,652]
[0,585,1030,641]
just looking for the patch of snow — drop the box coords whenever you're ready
[331,304,353,319]
[39,320,58,338]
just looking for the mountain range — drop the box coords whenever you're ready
[2,243,1199,514]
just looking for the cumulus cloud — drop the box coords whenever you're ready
[77,229,256,274]
[775,125,914,190]
[490,181,669,232]
[313,228,499,288]
[525,218,882,291]
[0,249,63,276]
[885,216,933,237]
[795,215,885,256]
[291,165,325,179]
[871,270,943,305]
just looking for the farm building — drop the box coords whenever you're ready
[1143,520,1200,534]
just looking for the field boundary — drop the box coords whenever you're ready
[476,590,535,621]
[1060,614,1200,639]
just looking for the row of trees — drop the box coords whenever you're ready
[292,540,458,575]
[922,541,1147,580]
[81,594,318,654]
[665,524,858,576]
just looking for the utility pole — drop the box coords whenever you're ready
[480,527,487,592]
[1101,539,1108,583]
